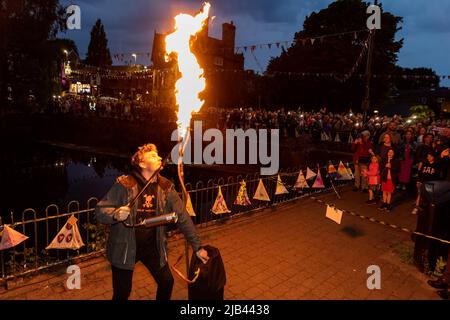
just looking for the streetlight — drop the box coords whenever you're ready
[132,53,137,64]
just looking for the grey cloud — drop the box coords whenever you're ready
[58,0,449,86]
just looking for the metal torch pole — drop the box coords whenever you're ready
[177,130,191,277]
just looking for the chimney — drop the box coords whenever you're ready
[222,21,236,51]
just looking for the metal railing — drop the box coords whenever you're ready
[0,163,353,285]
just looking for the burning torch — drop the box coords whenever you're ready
[165,2,211,205]
[117,3,211,230]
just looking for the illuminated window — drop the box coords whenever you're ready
[214,57,223,66]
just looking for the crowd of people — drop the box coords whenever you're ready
[351,122,450,213]
[46,97,450,143]
[47,95,177,124]
[204,107,450,141]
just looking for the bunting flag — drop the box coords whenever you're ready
[337,161,353,180]
[46,215,85,250]
[321,132,329,141]
[312,167,325,189]
[334,133,341,142]
[294,171,309,189]
[186,193,196,217]
[253,179,271,201]
[348,134,354,144]
[326,205,343,225]
[234,180,252,206]
[0,225,28,250]
[275,175,289,195]
[328,163,337,175]
[211,186,231,215]
[306,167,317,180]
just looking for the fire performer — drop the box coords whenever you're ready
[95,143,209,300]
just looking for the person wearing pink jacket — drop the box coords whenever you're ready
[364,155,381,205]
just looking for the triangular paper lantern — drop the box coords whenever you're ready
[0,225,28,250]
[186,193,196,216]
[275,175,289,195]
[334,133,341,142]
[312,168,325,188]
[234,180,252,206]
[328,164,337,174]
[337,161,353,180]
[346,163,355,179]
[348,134,354,144]
[46,215,85,250]
[253,179,271,201]
[306,167,317,180]
[294,171,309,189]
[211,186,231,215]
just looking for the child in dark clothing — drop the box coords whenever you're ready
[412,151,443,215]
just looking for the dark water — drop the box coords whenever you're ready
[1,142,121,219]
[0,141,257,220]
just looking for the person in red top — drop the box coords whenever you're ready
[378,149,400,212]
[352,130,375,192]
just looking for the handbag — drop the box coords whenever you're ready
[171,245,226,300]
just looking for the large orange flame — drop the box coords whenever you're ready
[165,2,210,139]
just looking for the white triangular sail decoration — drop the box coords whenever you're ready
[46,215,85,250]
[306,167,317,180]
[275,175,289,195]
[348,134,354,144]
[186,192,196,217]
[211,186,231,215]
[334,133,341,142]
[253,179,271,201]
[312,167,325,188]
[337,161,353,180]
[328,164,337,175]
[0,225,28,251]
[234,180,252,206]
[294,171,309,189]
[346,163,355,179]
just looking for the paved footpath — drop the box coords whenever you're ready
[0,187,440,300]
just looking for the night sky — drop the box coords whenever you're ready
[60,0,450,87]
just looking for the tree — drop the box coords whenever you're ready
[394,67,440,91]
[85,19,112,67]
[410,105,435,121]
[0,0,67,113]
[266,0,403,111]
[44,38,79,93]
